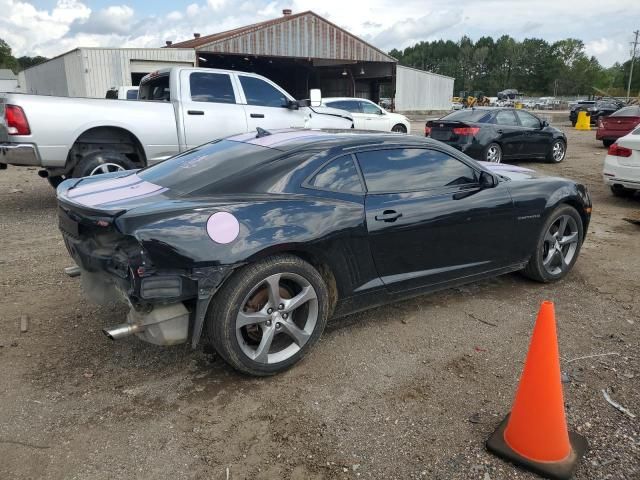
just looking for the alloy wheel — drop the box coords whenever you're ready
[542,214,579,276]
[235,273,318,364]
[552,141,565,162]
[89,163,127,176]
[486,145,502,163]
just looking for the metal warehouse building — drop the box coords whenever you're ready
[21,48,196,97]
[19,10,453,110]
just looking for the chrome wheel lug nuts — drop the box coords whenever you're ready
[267,307,274,314]
[278,303,284,310]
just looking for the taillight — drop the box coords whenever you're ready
[607,143,632,157]
[452,127,480,136]
[5,105,31,135]
[424,125,431,137]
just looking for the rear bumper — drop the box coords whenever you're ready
[0,142,41,166]
[596,129,627,141]
[603,155,640,190]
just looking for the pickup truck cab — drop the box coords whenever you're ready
[0,67,353,187]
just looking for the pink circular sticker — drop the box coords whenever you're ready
[206,212,240,244]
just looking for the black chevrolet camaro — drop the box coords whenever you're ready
[426,108,567,164]
[57,129,591,376]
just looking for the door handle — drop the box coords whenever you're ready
[375,210,403,222]
[188,110,204,115]
[496,129,503,134]
[250,113,265,118]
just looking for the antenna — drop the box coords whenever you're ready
[255,127,272,138]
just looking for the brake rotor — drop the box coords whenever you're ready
[243,285,292,343]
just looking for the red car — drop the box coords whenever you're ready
[596,105,640,147]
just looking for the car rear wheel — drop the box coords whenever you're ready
[205,255,329,376]
[72,151,136,178]
[484,143,502,163]
[391,124,407,133]
[602,139,614,148]
[521,205,583,283]
[546,139,566,163]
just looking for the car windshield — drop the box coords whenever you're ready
[441,110,492,122]
[138,139,280,195]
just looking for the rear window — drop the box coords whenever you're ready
[441,110,491,122]
[138,140,280,195]
[139,74,170,101]
[611,106,640,117]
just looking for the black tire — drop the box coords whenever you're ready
[47,176,65,189]
[391,124,407,133]
[521,205,584,283]
[546,139,566,163]
[602,139,614,148]
[205,254,330,376]
[484,142,502,163]
[610,185,635,198]
[571,120,576,127]
[72,151,136,178]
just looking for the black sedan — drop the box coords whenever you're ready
[426,108,567,164]
[57,130,591,376]
[569,99,623,126]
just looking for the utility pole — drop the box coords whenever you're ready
[628,30,639,101]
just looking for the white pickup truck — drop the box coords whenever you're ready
[0,67,353,187]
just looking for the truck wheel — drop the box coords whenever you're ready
[205,254,329,376]
[602,139,614,148]
[72,152,136,178]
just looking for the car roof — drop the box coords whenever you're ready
[227,128,432,152]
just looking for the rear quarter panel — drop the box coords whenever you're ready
[119,196,375,299]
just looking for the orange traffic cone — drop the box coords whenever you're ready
[486,301,588,479]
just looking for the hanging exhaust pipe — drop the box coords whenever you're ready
[103,323,144,340]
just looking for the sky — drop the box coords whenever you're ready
[1,0,638,66]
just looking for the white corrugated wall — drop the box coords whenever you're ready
[20,48,196,98]
[22,54,69,96]
[395,65,454,111]
[81,48,196,98]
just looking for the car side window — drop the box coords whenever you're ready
[327,100,362,113]
[239,76,288,107]
[494,110,519,126]
[515,111,541,128]
[356,148,477,193]
[309,155,363,193]
[360,101,382,115]
[126,89,138,100]
[190,72,236,104]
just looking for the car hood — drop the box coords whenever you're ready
[478,161,543,181]
[307,105,353,122]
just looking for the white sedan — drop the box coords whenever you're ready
[603,127,640,197]
[322,97,411,133]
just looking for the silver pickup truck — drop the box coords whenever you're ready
[0,67,353,187]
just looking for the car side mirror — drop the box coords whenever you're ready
[479,171,497,188]
[540,120,548,128]
[309,89,322,107]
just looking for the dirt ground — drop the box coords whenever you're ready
[1,118,638,480]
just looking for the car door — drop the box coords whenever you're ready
[492,110,527,158]
[180,70,248,149]
[326,100,365,128]
[357,147,516,293]
[237,75,306,131]
[515,110,552,157]
[359,100,390,131]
